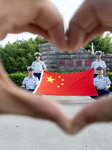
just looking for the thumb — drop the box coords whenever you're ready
[71,96,112,134]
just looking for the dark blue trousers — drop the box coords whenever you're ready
[97,89,110,96]
[91,88,110,99]
[21,87,34,92]
[33,73,41,80]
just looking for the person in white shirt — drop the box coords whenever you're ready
[93,66,111,99]
[21,67,39,92]
[31,52,46,80]
[91,51,106,78]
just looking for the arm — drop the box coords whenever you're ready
[71,95,112,134]
[0,0,66,50]
[21,78,26,88]
[105,85,110,91]
[67,0,112,51]
[103,68,106,75]
[21,85,25,88]
[42,62,46,71]
[105,76,111,90]
[43,68,46,71]
[0,62,71,133]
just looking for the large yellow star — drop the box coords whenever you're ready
[47,76,55,83]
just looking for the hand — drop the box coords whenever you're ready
[21,85,25,88]
[0,0,66,50]
[105,86,109,91]
[71,95,112,134]
[67,0,112,51]
[0,62,71,133]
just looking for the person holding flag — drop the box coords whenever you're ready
[91,51,106,78]
[31,52,46,80]
[21,66,39,92]
[92,66,111,99]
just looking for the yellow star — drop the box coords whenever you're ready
[57,86,60,88]
[61,83,64,85]
[58,76,61,78]
[62,79,64,81]
[47,76,55,83]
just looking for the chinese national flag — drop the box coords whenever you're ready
[34,69,98,96]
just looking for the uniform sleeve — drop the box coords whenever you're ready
[31,62,34,67]
[106,77,111,85]
[103,61,107,68]
[22,78,26,85]
[42,62,46,69]
[93,78,96,86]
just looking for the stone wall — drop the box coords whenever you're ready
[39,43,112,72]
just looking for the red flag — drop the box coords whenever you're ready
[34,69,98,96]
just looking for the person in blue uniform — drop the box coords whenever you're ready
[31,52,46,80]
[21,67,39,92]
[91,51,106,78]
[93,66,111,99]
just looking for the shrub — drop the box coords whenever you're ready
[106,72,112,91]
[8,72,27,86]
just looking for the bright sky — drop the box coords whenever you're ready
[0,0,84,47]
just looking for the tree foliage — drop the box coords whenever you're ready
[0,36,47,74]
[84,33,112,54]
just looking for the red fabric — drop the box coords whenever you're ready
[34,69,98,96]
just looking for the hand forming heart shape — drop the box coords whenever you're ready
[0,0,112,135]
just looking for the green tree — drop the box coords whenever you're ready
[84,33,112,54]
[0,36,47,74]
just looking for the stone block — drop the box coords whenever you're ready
[48,68,58,72]
[41,51,50,56]
[48,51,58,55]
[105,58,111,63]
[107,67,110,71]
[58,67,66,72]
[49,47,58,52]
[41,56,49,60]
[107,63,112,67]
[48,56,58,60]
[48,64,57,68]
[82,54,89,58]
[39,47,49,52]
[48,60,57,64]
[62,55,71,59]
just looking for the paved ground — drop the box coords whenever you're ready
[0,96,112,150]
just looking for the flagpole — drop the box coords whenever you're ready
[91,42,94,54]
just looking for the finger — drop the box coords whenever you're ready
[0,66,71,133]
[9,24,50,41]
[8,23,63,46]
[71,96,112,134]
[82,25,112,46]
[1,86,71,133]
[0,61,15,87]
[33,0,66,50]
[0,0,66,50]
[67,0,99,51]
